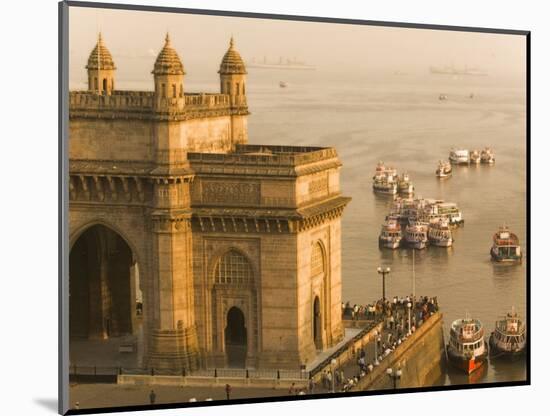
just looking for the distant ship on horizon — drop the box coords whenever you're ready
[430,65,488,76]
[247,56,316,70]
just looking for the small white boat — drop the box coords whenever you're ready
[449,149,469,165]
[490,226,522,263]
[436,160,452,178]
[405,221,428,249]
[373,178,398,195]
[428,218,453,247]
[481,147,495,164]
[372,161,398,195]
[397,173,414,195]
[489,309,526,357]
[434,202,464,226]
[447,318,488,374]
[379,217,402,249]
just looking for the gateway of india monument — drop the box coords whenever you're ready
[68,33,350,372]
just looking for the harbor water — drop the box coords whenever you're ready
[71,68,526,386]
[244,69,527,386]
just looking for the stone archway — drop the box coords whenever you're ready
[69,224,140,341]
[313,296,322,350]
[225,306,247,368]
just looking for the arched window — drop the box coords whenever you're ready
[161,83,166,98]
[94,77,98,90]
[243,83,245,95]
[179,84,183,98]
[226,82,230,94]
[102,78,107,92]
[311,242,325,277]
[236,82,240,96]
[215,250,253,285]
[172,84,177,98]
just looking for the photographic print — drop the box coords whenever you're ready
[60,2,529,413]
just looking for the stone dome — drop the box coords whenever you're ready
[152,33,185,75]
[86,33,116,70]
[219,37,247,75]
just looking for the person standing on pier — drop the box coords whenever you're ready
[308,377,315,394]
[149,390,156,405]
[289,382,296,395]
[225,384,232,400]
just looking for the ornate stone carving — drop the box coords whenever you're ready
[202,181,260,205]
[93,176,105,201]
[106,176,117,201]
[308,177,328,195]
[79,175,90,200]
[69,177,76,200]
[121,177,131,202]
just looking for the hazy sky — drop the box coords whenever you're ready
[69,6,526,87]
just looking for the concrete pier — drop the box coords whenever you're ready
[352,312,445,391]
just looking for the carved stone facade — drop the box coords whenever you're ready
[69,34,350,371]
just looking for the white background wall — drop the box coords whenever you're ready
[0,0,546,415]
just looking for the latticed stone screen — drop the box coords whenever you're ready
[215,250,253,285]
[311,242,325,276]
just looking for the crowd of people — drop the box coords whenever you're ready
[342,295,439,321]
[327,295,439,392]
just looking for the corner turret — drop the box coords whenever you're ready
[152,33,185,111]
[219,37,247,100]
[86,33,116,95]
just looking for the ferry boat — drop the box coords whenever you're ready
[435,202,464,226]
[373,177,398,195]
[489,309,526,358]
[480,147,495,164]
[447,318,488,374]
[436,160,452,178]
[490,226,522,263]
[449,149,470,165]
[405,222,428,249]
[428,218,453,247]
[469,150,481,164]
[397,173,414,195]
[372,161,398,194]
[373,161,398,180]
[379,217,403,249]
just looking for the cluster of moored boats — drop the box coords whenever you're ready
[379,197,463,249]
[372,162,414,195]
[447,309,526,374]
[435,148,495,179]
[449,147,495,165]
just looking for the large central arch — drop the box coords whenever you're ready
[69,224,140,340]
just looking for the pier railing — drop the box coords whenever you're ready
[309,318,384,381]
[69,365,308,383]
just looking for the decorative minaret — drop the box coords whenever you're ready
[86,33,116,95]
[152,33,185,111]
[219,37,247,100]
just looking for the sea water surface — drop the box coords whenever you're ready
[74,68,527,386]
[243,69,527,386]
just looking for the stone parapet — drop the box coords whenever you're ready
[69,91,248,121]
[188,145,340,173]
